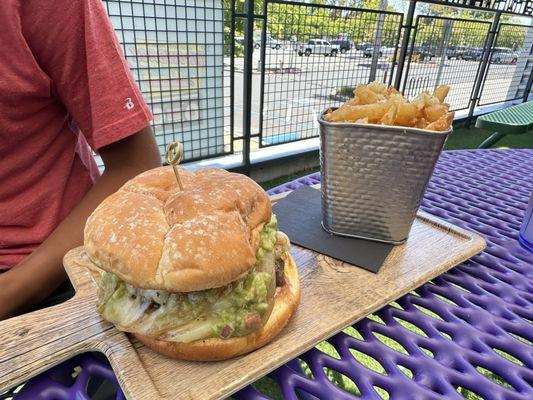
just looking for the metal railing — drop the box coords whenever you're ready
[102,0,533,171]
[423,0,532,16]
[478,22,533,105]
[103,0,235,163]
[258,1,403,147]
[401,16,492,112]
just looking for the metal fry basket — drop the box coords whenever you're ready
[319,111,451,244]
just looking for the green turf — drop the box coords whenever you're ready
[249,123,529,399]
[444,123,533,150]
[242,308,517,400]
[259,124,532,190]
[260,166,319,191]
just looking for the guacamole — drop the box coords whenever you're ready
[97,215,283,342]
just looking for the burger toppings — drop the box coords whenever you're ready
[274,231,290,287]
[275,259,285,287]
[145,303,160,314]
[96,215,291,343]
[244,311,262,331]
[208,268,274,339]
[136,288,170,306]
[275,231,290,257]
[219,324,234,339]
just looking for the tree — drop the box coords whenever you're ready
[223,0,527,58]
[496,24,528,50]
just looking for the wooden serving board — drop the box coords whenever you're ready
[0,190,485,399]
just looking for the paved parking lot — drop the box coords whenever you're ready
[226,47,520,143]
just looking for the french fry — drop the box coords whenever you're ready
[415,118,427,129]
[395,103,422,126]
[429,96,441,106]
[361,103,390,123]
[411,91,430,110]
[325,103,389,122]
[324,82,453,132]
[346,96,361,106]
[433,85,450,103]
[380,103,397,125]
[389,93,408,104]
[387,86,401,97]
[354,85,381,104]
[367,81,388,95]
[426,112,454,131]
[445,112,454,128]
[423,103,449,123]
[323,104,353,122]
[425,118,447,131]
[414,91,442,109]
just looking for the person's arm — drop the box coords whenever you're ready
[0,126,161,319]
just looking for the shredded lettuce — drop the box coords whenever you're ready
[97,215,283,342]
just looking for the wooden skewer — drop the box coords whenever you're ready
[165,141,184,191]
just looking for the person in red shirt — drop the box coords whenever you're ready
[0,0,161,319]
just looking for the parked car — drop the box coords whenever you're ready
[355,42,373,51]
[382,47,396,59]
[363,46,395,58]
[255,37,282,49]
[297,39,339,56]
[415,46,435,61]
[446,46,468,60]
[330,39,353,53]
[462,47,483,61]
[363,46,376,57]
[446,45,467,60]
[492,47,518,64]
[445,46,459,60]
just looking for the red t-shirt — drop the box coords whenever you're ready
[0,0,153,269]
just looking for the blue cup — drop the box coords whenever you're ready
[519,192,533,251]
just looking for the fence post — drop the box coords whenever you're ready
[229,0,236,155]
[435,19,453,87]
[523,61,533,102]
[369,0,387,82]
[394,0,416,90]
[242,0,255,174]
[467,11,501,122]
[258,0,268,150]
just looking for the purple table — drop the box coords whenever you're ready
[6,149,533,400]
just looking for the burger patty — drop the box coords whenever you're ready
[274,231,290,287]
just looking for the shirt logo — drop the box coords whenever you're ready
[125,98,135,110]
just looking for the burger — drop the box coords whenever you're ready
[84,167,300,361]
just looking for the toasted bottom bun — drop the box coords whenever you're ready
[134,253,300,361]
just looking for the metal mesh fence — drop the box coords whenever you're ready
[103,0,233,162]
[479,23,533,105]
[258,1,403,147]
[98,0,532,165]
[434,0,532,16]
[402,16,491,111]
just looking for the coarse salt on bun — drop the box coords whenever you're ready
[84,167,271,292]
[84,166,300,361]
